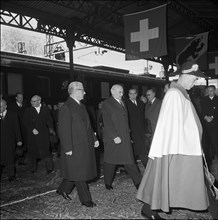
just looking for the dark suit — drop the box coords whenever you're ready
[23,106,54,172]
[8,102,27,161]
[201,95,218,161]
[57,97,97,203]
[125,99,148,167]
[102,97,142,187]
[144,98,162,137]
[0,110,22,178]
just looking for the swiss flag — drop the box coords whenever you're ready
[207,51,218,77]
[124,4,167,60]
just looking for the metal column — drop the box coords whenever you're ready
[65,27,76,81]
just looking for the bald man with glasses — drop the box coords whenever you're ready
[23,95,55,174]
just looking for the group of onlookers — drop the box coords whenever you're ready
[0,93,64,181]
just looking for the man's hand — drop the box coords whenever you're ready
[49,128,55,135]
[114,137,121,144]
[145,133,152,138]
[205,116,213,123]
[94,140,99,148]
[32,129,39,135]
[17,142,22,146]
[65,151,72,155]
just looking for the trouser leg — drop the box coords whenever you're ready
[57,179,75,194]
[0,165,3,180]
[6,164,15,178]
[141,203,158,216]
[124,164,142,186]
[44,156,54,172]
[17,155,25,165]
[75,181,92,203]
[138,154,149,168]
[29,158,37,172]
[103,162,116,185]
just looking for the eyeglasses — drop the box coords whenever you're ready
[74,88,85,93]
[31,100,41,103]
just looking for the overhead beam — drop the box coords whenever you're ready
[169,0,218,35]
[0,9,125,53]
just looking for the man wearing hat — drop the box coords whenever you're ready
[56,81,99,207]
[136,61,209,219]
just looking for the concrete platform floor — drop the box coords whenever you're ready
[0,152,217,219]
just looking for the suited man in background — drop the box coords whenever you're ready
[145,88,162,138]
[8,92,27,165]
[102,84,142,190]
[125,88,148,167]
[0,99,22,181]
[201,85,218,165]
[23,95,55,174]
[56,81,99,207]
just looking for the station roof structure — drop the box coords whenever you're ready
[1,0,218,69]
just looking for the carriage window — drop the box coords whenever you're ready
[101,82,109,99]
[36,76,51,97]
[7,73,23,95]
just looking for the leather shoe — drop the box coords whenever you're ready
[135,183,140,190]
[30,170,36,174]
[105,184,113,190]
[141,210,165,219]
[9,176,17,182]
[47,170,55,175]
[56,190,72,201]
[82,200,96,207]
[18,162,27,166]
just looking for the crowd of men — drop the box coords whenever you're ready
[0,60,218,218]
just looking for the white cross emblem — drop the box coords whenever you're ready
[209,56,218,75]
[130,18,159,52]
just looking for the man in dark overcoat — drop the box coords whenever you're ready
[8,92,27,165]
[0,99,22,181]
[201,85,218,165]
[125,88,148,167]
[23,95,55,174]
[102,84,142,190]
[145,88,162,137]
[56,81,99,208]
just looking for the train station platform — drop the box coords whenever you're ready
[0,151,216,219]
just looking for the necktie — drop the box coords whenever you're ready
[119,101,125,109]
[148,101,152,107]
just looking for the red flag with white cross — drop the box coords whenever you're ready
[124,4,167,60]
[207,51,218,77]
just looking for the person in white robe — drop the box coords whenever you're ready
[136,61,209,219]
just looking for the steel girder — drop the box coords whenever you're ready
[0,9,67,37]
[0,9,124,52]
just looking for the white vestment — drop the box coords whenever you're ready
[136,82,209,212]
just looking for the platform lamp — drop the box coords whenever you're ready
[18,42,27,54]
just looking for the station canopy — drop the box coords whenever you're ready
[1,0,218,71]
